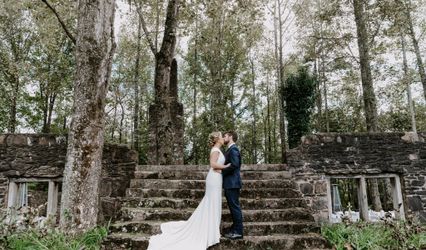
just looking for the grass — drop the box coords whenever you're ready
[2,226,108,250]
[0,206,110,250]
[322,221,426,250]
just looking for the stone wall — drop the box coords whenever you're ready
[287,132,426,222]
[0,134,137,223]
[2,133,424,224]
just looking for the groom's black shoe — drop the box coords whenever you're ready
[224,232,243,240]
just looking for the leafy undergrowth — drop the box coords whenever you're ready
[322,219,426,250]
[0,206,108,250]
[2,226,108,250]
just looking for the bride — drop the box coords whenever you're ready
[147,131,230,250]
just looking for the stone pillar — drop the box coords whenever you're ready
[326,178,333,220]
[47,181,59,217]
[7,181,18,208]
[357,177,369,221]
[148,104,159,164]
[148,58,184,164]
[170,59,178,99]
[170,59,184,164]
[170,102,184,164]
[17,183,28,207]
[391,175,405,220]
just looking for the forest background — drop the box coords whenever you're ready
[1,0,425,166]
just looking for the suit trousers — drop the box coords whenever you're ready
[224,188,243,235]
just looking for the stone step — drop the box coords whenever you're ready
[134,170,291,180]
[121,197,308,210]
[137,164,288,172]
[126,188,303,199]
[208,234,331,250]
[103,233,331,250]
[120,207,314,222]
[129,179,296,189]
[110,220,320,236]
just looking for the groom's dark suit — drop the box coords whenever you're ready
[222,144,243,236]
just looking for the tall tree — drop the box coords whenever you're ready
[353,0,383,211]
[60,0,115,231]
[30,2,75,133]
[0,1,34,133]
[283,67,316,149]
[352,0,379,132]
[273,0,292,162]
[401,34,418,136]
[136,0,182,164]
[401,0,426,101]
[181,0,263,164]
[133,6,143,151]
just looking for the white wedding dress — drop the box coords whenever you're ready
[147,147,224,250]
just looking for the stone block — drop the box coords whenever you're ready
[100,197,122,222]
[409,153,419,161]
[24,165,63,178]
[2,170,20,177]
[313,198,328,210]
[323,136,334,143]
[313,211,330,223]
[401,132,420,143]
[314,181,327,195]
[301,135,319,145]
[415,190,426,196]
[417,211,426,222]
[408,196,423,211]
[7,135,27,145]
[300,182,314,195]
[411,178,425,187]
[38,136,56,146]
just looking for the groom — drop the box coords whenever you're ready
[222,131,243,240]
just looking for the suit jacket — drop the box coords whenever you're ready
[222,144,242,189]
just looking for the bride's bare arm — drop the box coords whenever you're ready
[210,152,230,170]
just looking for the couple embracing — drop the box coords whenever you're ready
[148,131,244,250]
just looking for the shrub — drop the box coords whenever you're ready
[4,227,108,250]
[322,219,426,250]
[0,206,108,249]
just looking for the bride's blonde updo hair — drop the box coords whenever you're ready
[208,131,222,147]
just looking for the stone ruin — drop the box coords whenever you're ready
[0,132,425,248]
[287,132,426,223]
[148,58,184,165]
[0,134,137,223]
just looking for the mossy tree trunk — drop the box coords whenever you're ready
[60,0,116,232]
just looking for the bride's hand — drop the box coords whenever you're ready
[214,169,222,173]
[224,163,231,168]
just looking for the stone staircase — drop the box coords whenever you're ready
[102,164,331,250]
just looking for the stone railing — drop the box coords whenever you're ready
[0,134,137,223]
[287,132,426,222]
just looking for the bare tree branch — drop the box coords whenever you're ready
[40,0,76,44]
[368,15,385,47]
[136,4,157,55]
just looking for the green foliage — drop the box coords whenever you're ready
[282,67,317,148]
[3,227,108,250]
[181,0,266,164]
[0,205,108,250]
[322,222,393,250]
[0,0,75,133]
[379,111,411,132]
[322,221,426,250]
[0,0,425,165]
